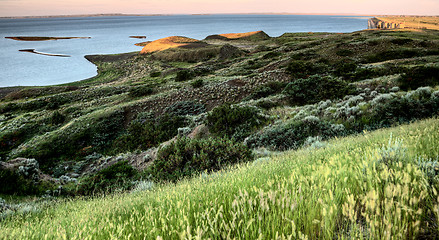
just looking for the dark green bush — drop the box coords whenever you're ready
[256,100,281,109]
[149,71,161,77]
[113,113,187,152]
[286,60,328,79]
[246,81,287,100]
[0,168,51,195]
[390,38,413,45]
[0,124,39,161]
[0,103,18,114]
[18,110,126,171]
[192,66,213,76]
[262,51,281,59]
[363,49,420,63]
[283,75,356,105]
[332,61,357,80]
[335,49,354,57]
[49,111,65,125]
[206,104,267,141]
[398,66,439,90]
[370,94,439,127]
[334,63,403,82]
[163,101,206,116]
[244,59,267,70]
[190,79,204,88]
[175,69,194,82]
[246,119,346,151]
[76,161,138,195]
[129,85,154,98]
[148,137,253,182]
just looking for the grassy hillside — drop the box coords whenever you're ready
[1,118,439,239]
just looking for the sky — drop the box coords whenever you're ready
[0,0,438,17]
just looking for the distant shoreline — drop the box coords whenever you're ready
[0,13,379,19]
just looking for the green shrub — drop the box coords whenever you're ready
[17,110,126,171]
[246,81,287,100]
[48,111,65,125]
[0,168,52,195]
[256,100,280,109]
[149,71,161,77]
[283,75,356,105]
[286,60,328,79]
[206,104,267,141]
[332,61,357,79]
[262,51,281,59]
[369,92,439,128]
[363,49,420,63]
[190,79,204,88]
[175,69,194,82]
[390,38,413,45]
[192,66,213,76]
[113,114,187,152]
[335,49,354,57]
[129,85,153,98]
[0,124,39,161]
[163,101,206,116]
[398,66,439,90]
[76,161,138,195]
[246,118,346,151]
[148,137,253,182]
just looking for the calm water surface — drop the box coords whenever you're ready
[0,15,370,87]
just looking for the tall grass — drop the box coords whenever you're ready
[2,118,439,239]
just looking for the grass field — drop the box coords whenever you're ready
[1,117,439,239]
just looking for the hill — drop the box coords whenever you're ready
[1,25,439,238]
[1,117,439,239]
[139,36,203,54]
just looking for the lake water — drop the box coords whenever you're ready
[0,15,370,87]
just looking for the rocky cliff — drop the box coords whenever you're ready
[368,17,404,29]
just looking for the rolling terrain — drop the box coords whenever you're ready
[1,24,439,238]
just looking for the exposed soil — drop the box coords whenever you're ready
[140,36,202,54]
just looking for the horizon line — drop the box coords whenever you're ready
[3,12,435,19]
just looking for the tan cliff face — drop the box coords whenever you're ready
[140,31,270,54]
[368,16,439,31]
[368,18,403,30]
[218,31,266,39]
[140,36,200,54]
[205,30,270,41]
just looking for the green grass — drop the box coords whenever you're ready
[2,118,439,239]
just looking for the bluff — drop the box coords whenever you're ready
[368,17,404,29]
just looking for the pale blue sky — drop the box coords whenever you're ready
[1,0,438,17]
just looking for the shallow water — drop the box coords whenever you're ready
[0,15,370,87]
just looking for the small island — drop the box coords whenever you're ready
[5,36,91,41]
[19,49,70,57]
[130,36,147,39]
